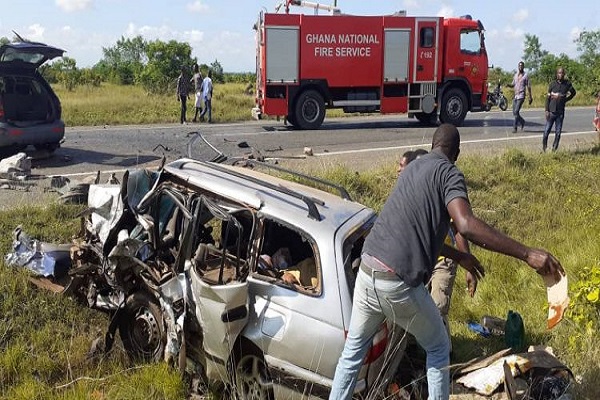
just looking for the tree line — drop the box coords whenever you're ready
[2,29,599,96]
[1,34,254,93]
[488,30,600,97]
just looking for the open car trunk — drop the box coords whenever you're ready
[0,73,60,125]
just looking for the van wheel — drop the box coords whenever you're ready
[294,89,325,130]
[119,291,166,362]
[231,348,274,400]
[439,88,468,126]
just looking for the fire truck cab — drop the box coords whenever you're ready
[253,1,489,129]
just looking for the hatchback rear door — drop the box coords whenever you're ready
[0,42,65,69]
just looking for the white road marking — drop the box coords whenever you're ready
[312,130,597,157]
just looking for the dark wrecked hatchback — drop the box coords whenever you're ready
[0,40,65,154]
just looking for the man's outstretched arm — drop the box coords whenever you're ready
[447,197,564,280]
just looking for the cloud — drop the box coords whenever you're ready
[55,0,92,13]
[436,5,454,17]
[569,26,582,42]
[25,24,46,42]
[125,23,178,41]
[503,25,524,40]
[187,1,209,13]
[185,29,204,43]
[402,0,418,8]
[512,9,529,23]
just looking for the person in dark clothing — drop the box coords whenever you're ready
[543,67,576,151]
[329,123,565,400]
[176,66,190,124]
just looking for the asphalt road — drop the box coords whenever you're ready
[18,106,600,179]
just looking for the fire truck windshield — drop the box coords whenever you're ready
[460,29,481,55]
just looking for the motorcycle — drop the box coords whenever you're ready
[486,81,508,111]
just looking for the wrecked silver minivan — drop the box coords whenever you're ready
[7,134,389,399]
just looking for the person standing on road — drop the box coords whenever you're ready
[190,64,204,123]
[199,69,213,123]
[176,66,191,125]
[329,123,564,400]
[543,67,576,152]
[593,90,600,135]
[507,61,532,133]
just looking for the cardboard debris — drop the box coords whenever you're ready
[544,273,569,329]
[453,348,513,376]
[0,152,31,179]
[456,354,531,396]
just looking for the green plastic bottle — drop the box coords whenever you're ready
[504,310,525,351]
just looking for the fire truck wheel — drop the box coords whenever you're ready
[415,112,438,126]
[294,90,325,130]
[440,88,468,126]
[286,113,298,128]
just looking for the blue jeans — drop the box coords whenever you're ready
[512,98,525,130]
[200,98,212,122]
[543,112,564,151]
[329,265,449,400]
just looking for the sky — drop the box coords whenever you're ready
[1,1,598,73]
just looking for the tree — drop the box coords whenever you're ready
[0,37,9,46]
[522,34,548,77]
[488,67,512,87]
[100,36,148,85]
[575,29,600,64]
[44,57,80,91]
[537,53,583,87]
[574,29,600,93]
[210,59,224,84]
[138,39,196,94]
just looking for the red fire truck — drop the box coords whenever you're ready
[252,1,489,129]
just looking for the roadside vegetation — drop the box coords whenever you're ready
[1,147,599,399]
[2,29,599,127]
[54,81,597,127]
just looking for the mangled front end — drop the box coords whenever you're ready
[7,166,251,381]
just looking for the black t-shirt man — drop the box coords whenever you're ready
[363,151,469,287]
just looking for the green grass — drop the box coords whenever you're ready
[54,82,597,128]
[1,147,600,398]
[0,204,187,400]
[55,82,256,127]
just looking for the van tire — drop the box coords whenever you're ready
[294,89,325,130]
[230,344,274,400]
[119,291,166,362]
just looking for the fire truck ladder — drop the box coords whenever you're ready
[283,0,341,14]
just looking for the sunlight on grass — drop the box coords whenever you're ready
[55,83,255,126]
